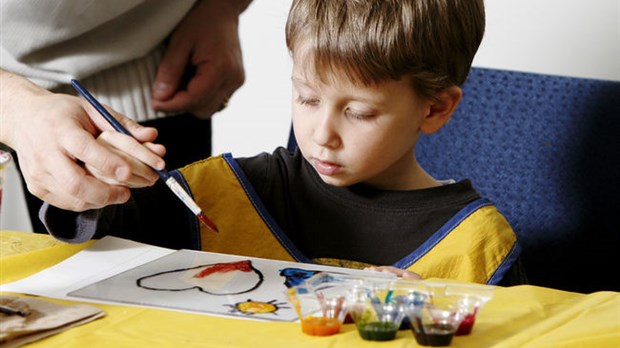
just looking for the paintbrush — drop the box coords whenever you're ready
[71,79,218,233]
[0,303,30,317]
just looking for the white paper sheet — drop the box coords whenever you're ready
[0,236,395,321]
[0,236,174,299]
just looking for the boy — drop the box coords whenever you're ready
[41,0,525,285]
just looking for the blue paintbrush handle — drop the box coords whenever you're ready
[71,79,219,233]
[70,79,170,181]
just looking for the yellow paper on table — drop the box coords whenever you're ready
[0,231,94,285]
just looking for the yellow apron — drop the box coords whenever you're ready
[176,154,519,285]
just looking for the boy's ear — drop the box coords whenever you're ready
[420,86,462,134]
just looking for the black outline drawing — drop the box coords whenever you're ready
[137,260,264,295]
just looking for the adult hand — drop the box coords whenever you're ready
[85,130,166,188]
[0,70,164,211]
[151,0,251,118]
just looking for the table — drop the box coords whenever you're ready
[1,230,618,347]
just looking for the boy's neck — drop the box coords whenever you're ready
[396,166,441,191]
[410,167,443,190]
[364,159,441,191]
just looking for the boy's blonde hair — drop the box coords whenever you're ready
[285,0,485,99]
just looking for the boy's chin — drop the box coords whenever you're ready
[317,174,355,188]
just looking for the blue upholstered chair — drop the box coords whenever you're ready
[288,67,620,293]
[415,68,620,293]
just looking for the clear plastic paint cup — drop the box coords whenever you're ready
[407,301,464,346]
[0,150,13,214]
[286,273,359,336]
[403,282,467,347]
[347,282,406,341]
[444,284,494,335]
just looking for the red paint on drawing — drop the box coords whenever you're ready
[193,260,253,278]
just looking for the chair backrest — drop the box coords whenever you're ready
[416,68,620,293]
[288,67,620,293]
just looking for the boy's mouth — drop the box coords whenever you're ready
[312,158,342,176]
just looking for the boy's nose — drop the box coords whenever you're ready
[312,109,341,149]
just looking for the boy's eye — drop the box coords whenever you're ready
[345,107,374,120]
[296,96,320,106]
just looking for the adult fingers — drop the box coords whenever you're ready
[58,127,134,182]
[152,40,191,102]
[88,131,164,187]
[85,162,158,188]
[84,101,159,144]
[96,131,165,173]
[25,154,131,211]
[151,62,241,118]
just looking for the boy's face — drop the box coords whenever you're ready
[291,51,434,190]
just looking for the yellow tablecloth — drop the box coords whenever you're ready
[1,230,619,347]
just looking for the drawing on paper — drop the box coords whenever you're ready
[224,298,290,316]
[279,267,321,288]
[69,249,392,322]
[137,260,263,295]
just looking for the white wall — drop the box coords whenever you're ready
[475,0,620,81]
[212,0,294,157]
[214,0,620,158]
[2,0,619,231]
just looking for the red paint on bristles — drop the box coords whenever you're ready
[198,213,219,233]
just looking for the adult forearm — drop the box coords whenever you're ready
[0,68,51,147]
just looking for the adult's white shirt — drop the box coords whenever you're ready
[0,0,196,121]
